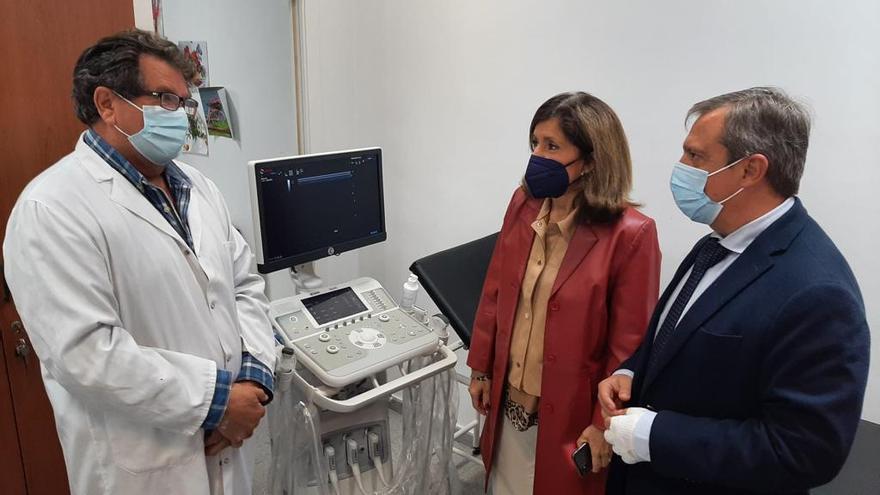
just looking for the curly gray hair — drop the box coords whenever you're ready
[72,29,194,125]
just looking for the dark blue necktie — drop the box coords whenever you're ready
[647,237,731,375]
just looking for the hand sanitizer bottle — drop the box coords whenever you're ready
[399,274,420,313]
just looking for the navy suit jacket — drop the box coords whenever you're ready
[608,199,870,495]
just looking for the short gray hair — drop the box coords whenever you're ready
[687,87,811,197]
[72,29,194,125]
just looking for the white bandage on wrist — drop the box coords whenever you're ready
[604,407,650,464]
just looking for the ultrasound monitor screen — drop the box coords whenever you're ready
[252,148,385,273]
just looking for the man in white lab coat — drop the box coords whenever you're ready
[3,29,277,495]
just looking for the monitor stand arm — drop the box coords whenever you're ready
[290,262,323,294]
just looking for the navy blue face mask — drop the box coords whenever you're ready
[524,154,581,198]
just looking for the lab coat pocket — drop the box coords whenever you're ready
[104,413,199,474]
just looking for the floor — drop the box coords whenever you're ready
[452,435,486,495]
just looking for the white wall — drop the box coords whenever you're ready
[300,0,880,423]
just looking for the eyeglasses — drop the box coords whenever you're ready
[142,91,199,116]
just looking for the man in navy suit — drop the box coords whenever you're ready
[600,87,870,495]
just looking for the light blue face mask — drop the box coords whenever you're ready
[114,93,189,166]
[670,157,746,225]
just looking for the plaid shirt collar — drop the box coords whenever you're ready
[83,129,194,249]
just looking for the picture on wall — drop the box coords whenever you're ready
[183,85,209,156]
[178,41,209,87]
[151,0,164,37]
[199,87,235,139]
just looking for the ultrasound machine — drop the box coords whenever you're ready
[248,148,459,495]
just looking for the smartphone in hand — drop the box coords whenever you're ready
[572,442,592,477]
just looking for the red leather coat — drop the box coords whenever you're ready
[467,189,661,494]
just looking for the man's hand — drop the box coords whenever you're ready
[204,430,243,456]
[598,373,632,418]
[576,424,613,473]
[217,381,268,444]
[468,374,491,415]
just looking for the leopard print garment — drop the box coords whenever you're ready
[503,390,538,431]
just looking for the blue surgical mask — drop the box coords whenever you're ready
[114,93,189,166]
[670,157,746,224]
[524,154,580,198]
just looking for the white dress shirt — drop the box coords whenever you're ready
[617,197,795,462]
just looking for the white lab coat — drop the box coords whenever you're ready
[3,135,277,495]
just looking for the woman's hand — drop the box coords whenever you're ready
[468,374,492,415]
[576,424,613,473]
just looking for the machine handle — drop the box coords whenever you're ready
[292,346,458,413]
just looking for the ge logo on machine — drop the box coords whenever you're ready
[349,327,386,350]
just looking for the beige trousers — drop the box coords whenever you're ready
[488,415,538,495]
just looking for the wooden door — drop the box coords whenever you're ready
[0,1,134,493]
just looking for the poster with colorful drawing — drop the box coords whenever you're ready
[183,86,209,156]
[199,87,234,139]
[178,41,209,87]
[152,0,164,36]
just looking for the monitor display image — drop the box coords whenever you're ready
[249,148,385,273]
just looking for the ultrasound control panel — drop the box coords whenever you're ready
[269,277,440,388]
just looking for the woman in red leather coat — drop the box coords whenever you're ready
[467,92,661,494]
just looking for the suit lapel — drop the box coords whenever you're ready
[550,223,598,297]
[657,237,710,317]
[640,200,809,393]
[634,237,706,385]
[641,251,774,391]
[508,200,540,293]
[646,235,709,336]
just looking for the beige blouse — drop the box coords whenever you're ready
[506,198,577,414]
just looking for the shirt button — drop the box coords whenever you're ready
[515,362,521,368]
[549,302,559,311]
[546,354,556,363]
[537,259,543,265]
[164,206,171,213]
[210,302,216,309]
